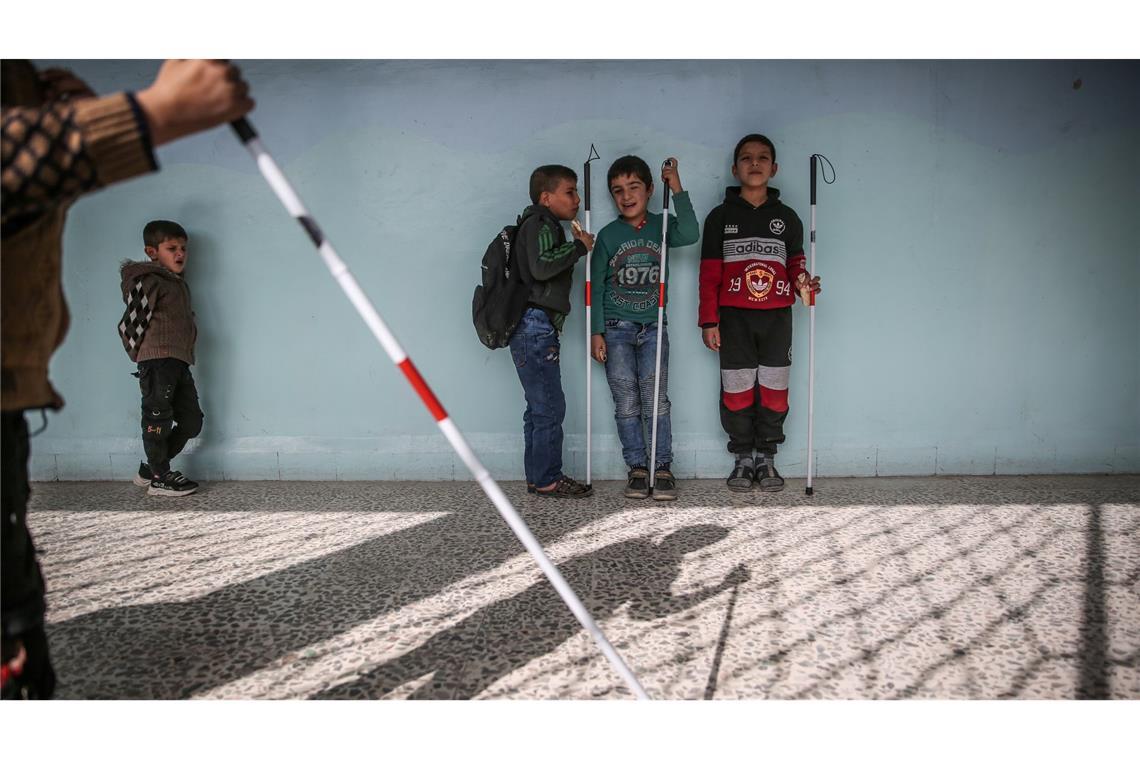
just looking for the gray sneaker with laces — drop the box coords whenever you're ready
[755,456,784,492]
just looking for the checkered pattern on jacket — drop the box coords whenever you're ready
[118,277,156,361]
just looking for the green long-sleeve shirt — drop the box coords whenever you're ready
[590,190,699,335]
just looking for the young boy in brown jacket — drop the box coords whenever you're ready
[119,220,203,496]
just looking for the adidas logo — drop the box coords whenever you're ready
[724,224,738,234]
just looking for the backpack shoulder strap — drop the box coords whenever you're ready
[511,214,536,285]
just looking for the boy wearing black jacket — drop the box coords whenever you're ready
[698,135,821,492]
[509,165,596,498]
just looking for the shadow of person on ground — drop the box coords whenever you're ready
[45,494,641,698]
[312,524,747,699]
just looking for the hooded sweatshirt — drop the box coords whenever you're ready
[118,261,197,365]
[697,186,808,327]
[516,203,587,331]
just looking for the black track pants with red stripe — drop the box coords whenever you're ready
[718,306,792,457]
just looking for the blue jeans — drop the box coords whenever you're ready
[509,308,566,488]
[602,319,672,471]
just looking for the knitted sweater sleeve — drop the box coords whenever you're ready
[2,92,156,230]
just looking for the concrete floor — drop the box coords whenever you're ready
[28,475,1140,699]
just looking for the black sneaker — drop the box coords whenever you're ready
[534,475,593,499]
[755,457,784,492]
[624,467,650,499]
[651,469,677,501]
[148,470,199,497]
[132,461,153,486]
[727,458,754,492]
[527,483,536,494]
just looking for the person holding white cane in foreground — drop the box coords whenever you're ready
[2,59,253,699]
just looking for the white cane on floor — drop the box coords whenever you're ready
[230,118,650,700]
[583,144,600,487]
[648,159,673,491]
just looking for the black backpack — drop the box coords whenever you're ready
[472,216,533,349]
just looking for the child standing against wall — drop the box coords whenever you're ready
[590,156,699,499]
[118,220,203,496]
[698,134,821,493]
[509,165,596,498]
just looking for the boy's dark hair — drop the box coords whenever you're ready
[529,165,577,204]
[143,220,188,248]
[733,133,777,164]
[606,155,653,189]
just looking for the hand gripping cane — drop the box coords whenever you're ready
[648,159,673,491]
[583,144,600,487]
[230,118,649,700]
[805,153,835,497]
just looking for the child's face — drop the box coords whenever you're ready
[732,142,778,188]
[609,173,652,223]
[540,178,581,221]
[146,236,189,274]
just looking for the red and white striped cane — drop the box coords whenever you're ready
[582,144,600,487]
[230,118,649,700]
[648,159,674,491]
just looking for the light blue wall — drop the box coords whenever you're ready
[28,60,1140,481]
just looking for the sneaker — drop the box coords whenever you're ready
[132,461,153,486]
[624,467,650,499]
[727,458,754,492]
[527,483,536,494]
[755,457,784,492]
[148,470,199,497]
[651,469,677,501]
[534,475,593,499]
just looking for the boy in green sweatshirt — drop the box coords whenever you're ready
[590,156,699,499]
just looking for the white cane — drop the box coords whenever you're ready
[805,153,835,496]
[648,159,674,491]
[805,155,818,496]
[230,118,649,700]
[582,144,600,487]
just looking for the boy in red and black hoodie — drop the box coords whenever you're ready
[698,134,821,493]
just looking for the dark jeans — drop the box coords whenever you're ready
[1,411,55,698]
[602,318,672,471]
[138,358,203,475]
[509,308,566,488]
